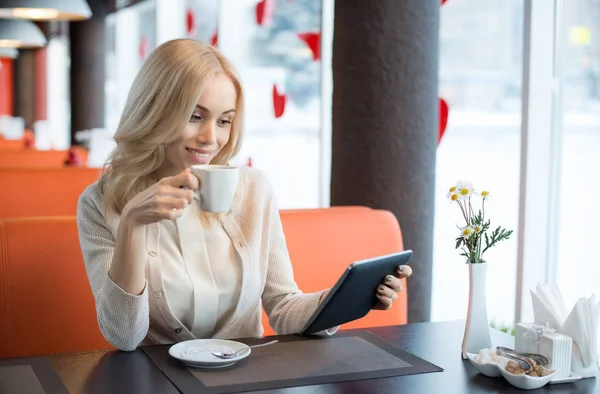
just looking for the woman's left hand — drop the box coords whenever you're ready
[373,265,413,310]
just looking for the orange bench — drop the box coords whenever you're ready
[0,167,101,218]
[0,208,405,358]
[0,139,24,150]
[0,148,88,168]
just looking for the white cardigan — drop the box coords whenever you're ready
[77,167,328,351]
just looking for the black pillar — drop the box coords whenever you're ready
[70,0,108,144]
[13,50,36,129]
[331,0,439,323]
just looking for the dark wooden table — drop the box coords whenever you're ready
[43,320,599,393]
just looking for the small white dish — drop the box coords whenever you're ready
[169,339,250,368]
[549,372,582,384]
[497,358,557,390]
[466,352,502,377]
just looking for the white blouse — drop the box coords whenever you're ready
[159,200,242,338]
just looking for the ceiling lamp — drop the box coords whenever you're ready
[0,0,92,21]
[0,19,46,48]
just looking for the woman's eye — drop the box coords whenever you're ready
[218,119,232,126]
[190,114,202,122]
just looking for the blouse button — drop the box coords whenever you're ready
[148,251,157,257]
[174,328,182,334]
[156,291,163,299]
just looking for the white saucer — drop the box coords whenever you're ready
[549,373,583,384]
[169,339,251,368]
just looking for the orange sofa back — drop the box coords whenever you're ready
[0,139,24,150]
[0,207,404,358]
[0,148,88,168]
[0,167,101,218]
[0,217,112,358]
[261,208,406,335]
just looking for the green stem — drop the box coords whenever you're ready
[482,198,486,225]
[457,201,469,225]
[480,198,486,261]
[468,197,473,225]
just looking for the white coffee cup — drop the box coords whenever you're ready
[190,165,239,213]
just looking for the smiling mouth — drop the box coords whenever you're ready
[186,148,214,159]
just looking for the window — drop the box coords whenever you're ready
[555,0,600,308]
[432,0,525,327]
[219,0,325,209]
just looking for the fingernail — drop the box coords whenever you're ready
[379,285,385,291]
[385,275,392,283]
[397,266,404,272]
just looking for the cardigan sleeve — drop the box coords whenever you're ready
[259,178,338,335]
[76,186,150,351]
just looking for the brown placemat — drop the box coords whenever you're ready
[143,330,443,394]
[0,357,68,394]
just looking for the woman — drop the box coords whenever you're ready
[77,39,412,351]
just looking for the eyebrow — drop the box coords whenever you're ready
[196,105,236,115]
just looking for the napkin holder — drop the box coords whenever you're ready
[515,322,573,379]
[515,322,555,354]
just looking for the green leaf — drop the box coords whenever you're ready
[455,237,463,249]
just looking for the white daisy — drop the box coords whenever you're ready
[480,190,491,200]
[461,226,475,238]
[456,180,476,200]
[446,185,461,202]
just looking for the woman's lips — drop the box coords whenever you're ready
[185,147,214,164]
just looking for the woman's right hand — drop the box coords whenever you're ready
[122,169,198,225]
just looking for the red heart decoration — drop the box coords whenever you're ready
[439,97,449,144]
[256,0,274,26]
[272,84,287,118]
[186,9,195,35]
[441,0,448,4]
[210,32,218,46]
[297,32,320,61]
[139,35,147,60]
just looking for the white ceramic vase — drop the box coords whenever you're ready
[461,262,492,359]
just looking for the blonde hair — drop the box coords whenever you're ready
[99,39,244,214]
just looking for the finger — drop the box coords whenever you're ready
[154,196,189,210]
[163,208,184,221]
[383,275,403,293]
[376,293,394,310]
[166,188,194,204]
[182,189,194,204]
[165,171,199,190]
[396,265,412,278]
[156,185,194,202]
[151,207,184,221]
[377,284,397,301]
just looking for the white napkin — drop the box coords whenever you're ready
[530,284,600,378]
[530,287,566,330]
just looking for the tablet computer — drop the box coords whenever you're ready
[299,250,413,335]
